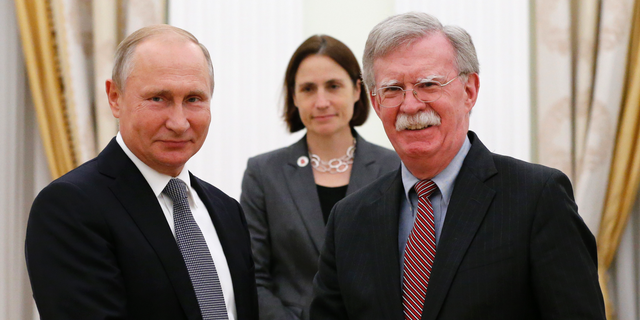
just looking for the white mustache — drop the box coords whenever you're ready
[395,110,441,131]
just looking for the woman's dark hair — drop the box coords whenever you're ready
[283,35,370,133]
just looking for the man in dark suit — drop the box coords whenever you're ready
[310,12,605,320]
[25,25,258,320]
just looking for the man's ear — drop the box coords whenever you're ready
[105,79,122,118]
[463,73,480,113]
[370,91,383,118]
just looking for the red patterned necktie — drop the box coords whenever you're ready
[403,179,438,320]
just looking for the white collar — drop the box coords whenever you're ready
[116,132,195,201]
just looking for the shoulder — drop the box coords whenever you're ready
[492,153,569,186]
[354,134,400,169]
[339,169,400,209]
[368,142,400,166]
[37,158,105,199]
[191,174,238,205]
[246,145,292,169]
[246,136,306,168]
[465,131,569,188]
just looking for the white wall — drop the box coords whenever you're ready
[301,0,395,149]
[170,0,305,199]
[396,0,532,161]
[170,0,532,199]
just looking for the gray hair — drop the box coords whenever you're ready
[363,12,479,90]
[112,24,214,93]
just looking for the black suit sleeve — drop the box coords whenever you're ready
[530,171,606,319]
[309,205,349,320]
[240,159,301,320]
[25,181,127,320]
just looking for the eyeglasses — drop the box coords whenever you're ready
[372,75,459,108]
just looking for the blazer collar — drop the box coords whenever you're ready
[347,132,386,194]
[283,131,390,252]
[97,138,203,320]
[283,135,326,252]
[368,170,407,319]
[420,131,498,320]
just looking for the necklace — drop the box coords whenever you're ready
[309,139,356,174]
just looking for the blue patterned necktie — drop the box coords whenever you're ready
[163,178,229,320]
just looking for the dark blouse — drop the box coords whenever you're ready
[316,184,348,224]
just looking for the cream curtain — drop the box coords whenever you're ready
[14,0,77,179]
[597,0,640,318]
[534,0,638,319]
[14,1,166,318]
[14,0,167,179]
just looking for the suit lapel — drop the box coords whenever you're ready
[283,136,327,252]
[347,133,386,194]
[420,132,498,320]
[367,171,406,319]
[190,175,253,320]
[98,139,202,320]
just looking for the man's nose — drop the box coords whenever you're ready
[398,89,425,114]
[166,104,190,133]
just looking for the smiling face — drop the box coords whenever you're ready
[293,55,361,139]
[106,35,212,177]
[371,33,479,179]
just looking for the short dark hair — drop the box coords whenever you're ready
[283,35,369,133]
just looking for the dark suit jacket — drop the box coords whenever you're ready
[26,138,259,320]
[310,131,605,320]
[240,132,400,320]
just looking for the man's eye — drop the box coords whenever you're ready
[417,81,439,88]
[187,97,200,103]
[382,86,402,93]
[151,97,163,102]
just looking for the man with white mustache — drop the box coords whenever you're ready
[395,110,441,132]
[310,12,605,320]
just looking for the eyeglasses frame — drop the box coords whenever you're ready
[372,74,462,108]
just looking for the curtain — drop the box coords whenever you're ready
[14,0,77,179]
[1,2,48,319]
[14,0,167,179]
[93,0,168,151]
[13,1,166,318]
[534,0,637,318]
[597,0,640,317]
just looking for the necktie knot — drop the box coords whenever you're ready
[163,178,188,203]
[415,179,437,198]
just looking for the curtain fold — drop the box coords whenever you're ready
[14,0,167,180]
[52,0,97,163]
[535,0,638,318]
[14,0,76,179]
[92,0,119,151]
[597,1,640,318]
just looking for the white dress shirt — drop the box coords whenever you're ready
[116,133,236,319]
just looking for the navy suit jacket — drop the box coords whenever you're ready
[310,131,605,320]
[26,138,259,320]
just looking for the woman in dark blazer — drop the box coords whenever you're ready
[240,35,399,320]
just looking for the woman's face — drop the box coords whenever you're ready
[293,54,361,138]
